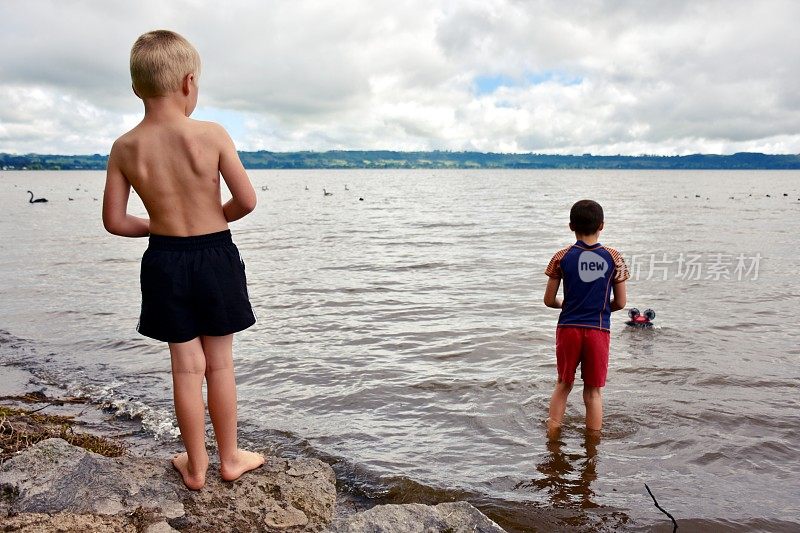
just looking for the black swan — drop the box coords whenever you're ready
[323,189,333,196]
[27,191,48,203]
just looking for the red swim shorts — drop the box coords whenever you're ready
[555,327,610,387]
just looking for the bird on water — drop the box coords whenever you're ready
[323,189,333,196]
[27,191,48,203]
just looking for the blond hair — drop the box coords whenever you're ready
[130,30,200,98]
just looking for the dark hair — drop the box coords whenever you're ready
[570,199,604,235]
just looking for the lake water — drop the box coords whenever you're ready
[1,169,799,531]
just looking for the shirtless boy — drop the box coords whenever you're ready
[102,30,264,489]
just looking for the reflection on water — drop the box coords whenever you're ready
[506,431,636,532]
[542,434,599,509]
[517,433,600,510]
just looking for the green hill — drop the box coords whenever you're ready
[2,150,800,170]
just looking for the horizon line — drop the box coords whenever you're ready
[2,150,800,158]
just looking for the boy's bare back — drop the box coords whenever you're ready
[106,116,254,237]
[103,29,254,239]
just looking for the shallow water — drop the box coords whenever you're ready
[1,169,799,531]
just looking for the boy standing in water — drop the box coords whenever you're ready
[103,30,264,489]
[543,200,628,439]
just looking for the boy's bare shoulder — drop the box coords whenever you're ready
[181,119,235,153]
[108,126,142,159]
[190,119,230,138]
[110,120,230,155]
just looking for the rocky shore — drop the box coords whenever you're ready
[0,373,506,532]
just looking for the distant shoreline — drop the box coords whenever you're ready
[2,150,800,170]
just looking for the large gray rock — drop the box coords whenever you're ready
[325,501,507,533]
[0,509,178,532]
[0,439,506,533]
[0,437,185,518]
[179,455,336,532]
[0,438,337,532]
[0,511,139,532]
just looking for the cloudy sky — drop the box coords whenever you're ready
[1,0,799,155]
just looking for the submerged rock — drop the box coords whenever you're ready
[0,437,336,532]
[325,501,507,533]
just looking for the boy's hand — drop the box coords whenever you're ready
[543,277,562,309]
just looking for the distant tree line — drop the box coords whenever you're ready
[2,150,800,170]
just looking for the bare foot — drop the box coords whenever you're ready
[220,449,265,482]
[171,451,209,490]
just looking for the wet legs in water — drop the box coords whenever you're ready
[547,380,572,439]
[583,386,603,433]
[547,381,603,439]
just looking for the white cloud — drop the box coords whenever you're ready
[0,0,799,154]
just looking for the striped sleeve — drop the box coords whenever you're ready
[545,247,569,279]
[607,247,630,283]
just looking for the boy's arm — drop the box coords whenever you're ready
[543,277,562,309]
[543,251,563,308]
[216,125,257,222]
[610,280,627,311]
[102,143,149,237]
[610,249,630,311]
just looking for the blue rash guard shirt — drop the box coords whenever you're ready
[545,240,630,331]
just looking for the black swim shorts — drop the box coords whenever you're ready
[137,229,256,343]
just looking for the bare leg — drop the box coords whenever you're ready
[201,335,237,459]
[169,338,210,490]
[583,386,603,432]
[201,334,264,482]
[547,380,573,440]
